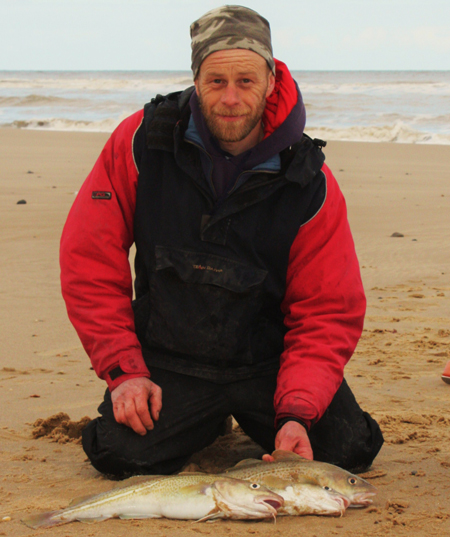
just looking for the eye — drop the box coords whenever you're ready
[348,477,358,485]
[323,486,332,491]
[250,483,260,489]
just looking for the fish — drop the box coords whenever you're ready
[222,463,349,516]
[21,474,284,528]
[223,450,377,509]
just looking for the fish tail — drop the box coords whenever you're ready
[22,509,66,529]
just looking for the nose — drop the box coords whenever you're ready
[220,83,240,107]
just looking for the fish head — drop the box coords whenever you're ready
[317,485,351,515]
[211,478,284,520]
[347,486,377,507]
[275,477,351,517]
[317,469,377,507]
[269,452,377,507]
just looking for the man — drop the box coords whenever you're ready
[60,5,383,478]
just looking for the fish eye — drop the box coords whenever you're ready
[250,483,260,489]
[348,477,358,485]
[323,486,332,491]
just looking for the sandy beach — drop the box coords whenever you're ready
[1,127,449,536]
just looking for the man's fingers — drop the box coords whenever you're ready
[149,384,163,422]
[135,393,155,431]
[273,420,314,461]
[113,396,153,435]
[123,399,148,436]
[276,437,299,452]
[293,444,314,460]
[112,401,126,426]
[111,377,163,434]
[262,454,275,462]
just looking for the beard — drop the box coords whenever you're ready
[197,91,267,144]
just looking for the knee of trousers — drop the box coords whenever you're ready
[311,412,385,473]
[81,418,189,478]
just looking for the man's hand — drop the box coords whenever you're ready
[262,420,313,462]
[111,377,162,436]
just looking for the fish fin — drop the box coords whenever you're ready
[227,458,265,470]
[114,475,164,488]
[178,471,208,475]
[21,510,66,529]
[69,493,99,506]
[194,507,222,523]
[272,450,308,461]
[68,475,165,506]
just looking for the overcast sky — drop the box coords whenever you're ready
[0,0,449,71]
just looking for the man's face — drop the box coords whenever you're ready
[194,49,275,146]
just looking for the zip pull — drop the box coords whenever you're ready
[313,138,327,148]
[201,214,211,231]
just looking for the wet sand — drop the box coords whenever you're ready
[1,127,449,536]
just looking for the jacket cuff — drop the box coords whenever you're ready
[104,355,150,391]
[275,415,312,432]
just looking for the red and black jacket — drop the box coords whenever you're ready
[60,64,366,431]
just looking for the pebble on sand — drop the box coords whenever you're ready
[391,232,404,237]
[16,199,27,205]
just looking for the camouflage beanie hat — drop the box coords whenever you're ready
[190,5,275,77]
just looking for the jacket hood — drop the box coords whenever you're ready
[263,58,305,139]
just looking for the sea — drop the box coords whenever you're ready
[1,70,449,144]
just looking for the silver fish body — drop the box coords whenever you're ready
[22,474,283,528]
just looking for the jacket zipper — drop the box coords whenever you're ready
[184,138,218,201]
[185,138,280,202]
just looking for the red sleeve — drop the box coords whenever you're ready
[60,110,150,391]
[274,163,366,429]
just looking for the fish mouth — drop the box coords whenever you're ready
[338,495,352,510]
[349,492,377,507]
[326,495,351,516]
[260,498,283,512]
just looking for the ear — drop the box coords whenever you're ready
[266,72,276,98]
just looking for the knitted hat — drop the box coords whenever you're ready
[190,5,275,77]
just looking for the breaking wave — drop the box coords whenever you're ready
[4,117,124,133]
[306,121,450,145]
[0,94,91,107]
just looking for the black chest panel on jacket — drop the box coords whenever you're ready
[132,89,326,382]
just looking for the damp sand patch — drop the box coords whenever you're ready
[32,412,91,444]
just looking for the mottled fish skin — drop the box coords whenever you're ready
[21,474,284,529]
[224,450,377,508]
